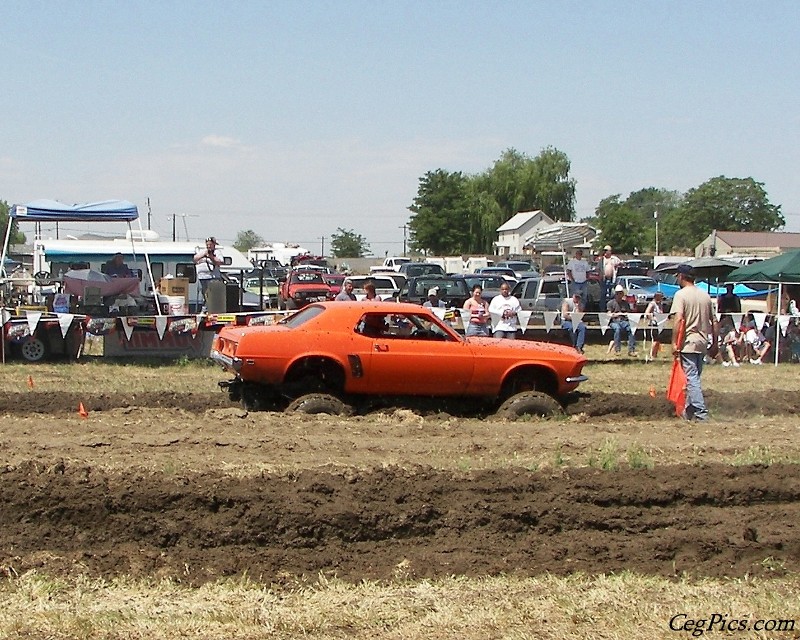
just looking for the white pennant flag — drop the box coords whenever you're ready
[58,313,74,338]
[571,312,584,329]
[194,315,204,338]
[779,315,791,337]
[1,309,10,324]
[731,313,743,329]
[122,318,135,341]
[714,312,721,322]
[26,311,42,336]
[429,307,446,321]
[542,311,558,332]
[518,311,533,332]
[459,309,471,327]
[654,313,669,334]
[598,312,611,335]
[155,316,168,340]
[628,313,642,329]
[489,312,503,331]
[752,312,767,331]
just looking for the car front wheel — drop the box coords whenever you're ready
[285,393,352,416]
[494,391,563,420]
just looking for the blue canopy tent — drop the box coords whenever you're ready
[0,199,161,314]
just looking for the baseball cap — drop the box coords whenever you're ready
[675,263,695,276]
[614,284,625,293]
[603,245,612,251]
[427,287,439,296]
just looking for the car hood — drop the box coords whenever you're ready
[465,336,586,360]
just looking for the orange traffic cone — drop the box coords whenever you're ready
[27,375,34,389]
[78,402,89,419]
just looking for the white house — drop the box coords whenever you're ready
[494,210,554,257]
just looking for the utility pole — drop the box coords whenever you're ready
[399,224,408,257]
[146,197,152,230]
[320,236,325,257]
[654,210,659,257]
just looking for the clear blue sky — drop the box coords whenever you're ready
[3,1,798,255]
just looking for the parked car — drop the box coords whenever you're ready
[278,270,332,310]
[397,262,446,278]
[347,274,403,301]
[494,261,539,279]
[323,273,346,297]
[475,266,518,281]
[615,275,673,312]
[397,275,471,307]
[211,301,588,416]
[243,275,280,308]
[512,275,603,313]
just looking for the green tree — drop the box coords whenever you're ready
[0,200,26,246]
[330,227,371,258]
[232,229,264,253]
[591,195,647,255]
[674,176,785,248]
[408,170,472,255]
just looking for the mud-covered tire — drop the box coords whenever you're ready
[285,393,352,416]
[495,391,563,420]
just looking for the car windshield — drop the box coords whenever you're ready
[464,276,506,290]
[626,277,658,289]
[291,272,326,284]
[412,279,468,296]
[245,277,278,288]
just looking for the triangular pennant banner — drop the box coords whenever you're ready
[598,313,611,335]
[58,313,74,338]
[779,315,791,337]
[489,312,503,332]
[458,309,471,326]
[122,318,135,341]
[654,313,669,334]
[26,311,42,335]
[752,312,767,331]
[731,313,743,329]
[542,311,558,333]
[155,316,168,340]
[571,312,584,329]
[518,311,533,332]
[628,313,642,330]
[429,307,446,321]
[714,312,721,322]
[1,309,10,324]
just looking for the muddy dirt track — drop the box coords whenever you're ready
[0,388,799,585]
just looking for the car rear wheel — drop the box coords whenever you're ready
[285,393,352,416]
[494,391,563,420]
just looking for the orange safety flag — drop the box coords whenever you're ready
[667,319,686,417]
[78,402,89,419]
[27,375,34,389]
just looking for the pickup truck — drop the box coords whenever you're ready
[370,256,412,273]
[278,270,332,310]
[511,275,603,313]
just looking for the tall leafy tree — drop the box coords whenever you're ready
[591,195,647,254]
[677,176,784,245]
[233,229,264,253]
[408,169,472,255]
[330,228,371,258]
[0,200,26,246]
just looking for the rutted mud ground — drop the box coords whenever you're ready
[0,387,799,585]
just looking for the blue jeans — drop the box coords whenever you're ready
[601,278,614,311]
[493,330,518,339]
[562,320,586,351]
[466,323,491,337]
[680,352,708,421]
[610,320,636,353]
[570,281,588,300]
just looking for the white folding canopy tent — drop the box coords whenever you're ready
[0,199,162,314]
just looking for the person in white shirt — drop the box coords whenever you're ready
[565,249,589,299]
[599,245,622,311]
[193,236,224,310]
[423,287,446,309]
[489,282,522,339]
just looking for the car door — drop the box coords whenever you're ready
[354,312,475,396]
[513,279,540,310]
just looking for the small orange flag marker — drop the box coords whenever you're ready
[27,375,34,389]
[78,402,89,419]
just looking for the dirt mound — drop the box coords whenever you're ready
[1,461,797,584]
[2,389,799,419]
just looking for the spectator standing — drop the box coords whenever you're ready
[671,263,719,421]
[565,249,589,299]
[363,281,380,301]
[335,279,357,301]
[463,284,490,337]
[643,290,666,360]
[193,236,224,309]
[606,284,637,357]
[561,292,586,353]
[599,245,622,311]
[717,283,741,327]
[423,287,446,309]
[489,282,522,339]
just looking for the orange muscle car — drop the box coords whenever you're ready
[211,302,587,416]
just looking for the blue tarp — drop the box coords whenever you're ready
[654,282,767,298]
[10,199,138,222]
